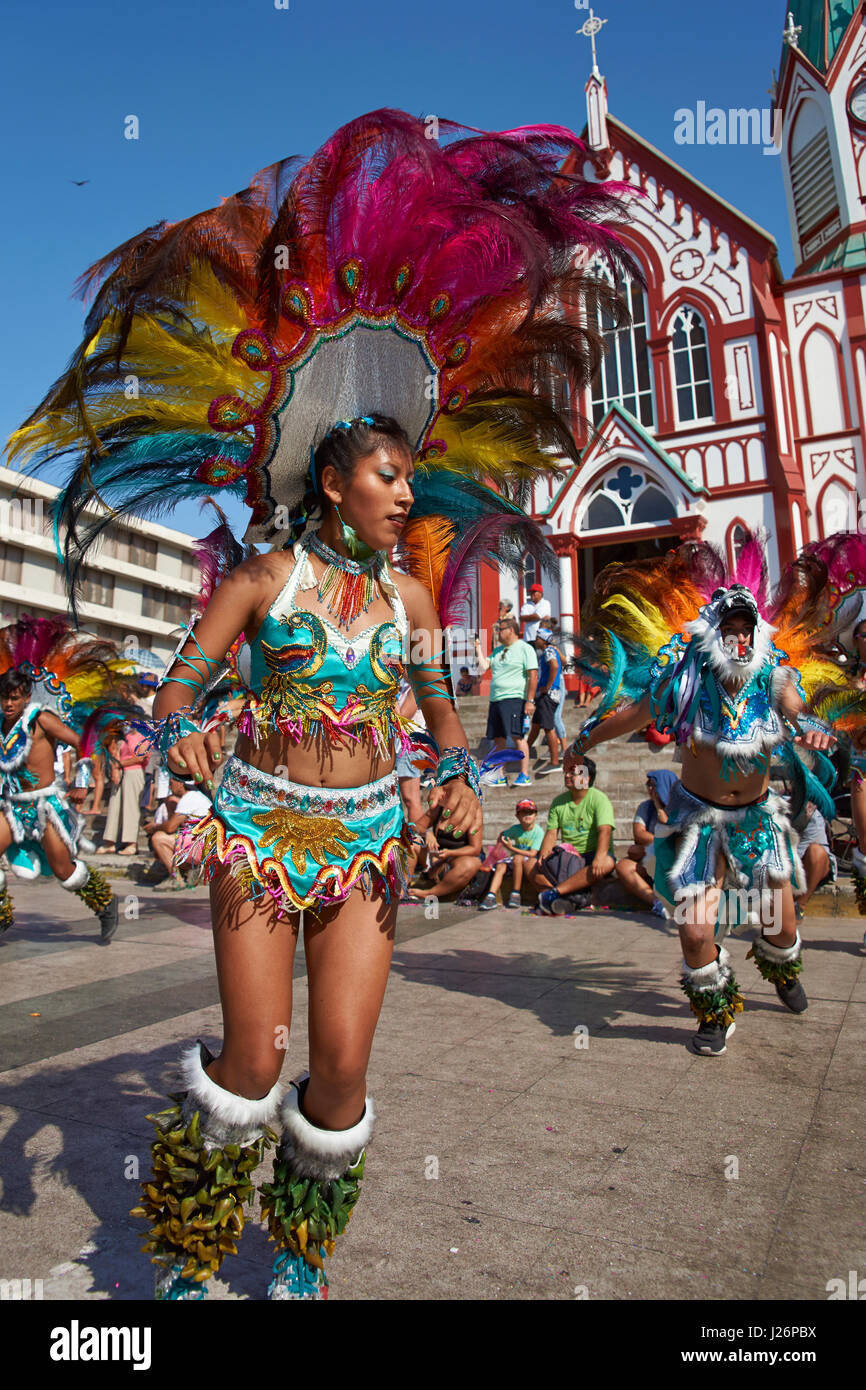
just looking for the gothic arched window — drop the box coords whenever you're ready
[672,306,714,423]
[590,258,655,429]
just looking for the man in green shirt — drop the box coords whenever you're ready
[531,755,616,914]
[474,617,538,786]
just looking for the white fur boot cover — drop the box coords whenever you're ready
[59,859,89,891]
[177,1041,283,1148]
[279,1080,375,1181]
[751,931,802,964]
[681,945,733,992]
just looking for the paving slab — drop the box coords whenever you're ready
[0,881,863,1301]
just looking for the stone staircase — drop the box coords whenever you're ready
[453,694,676,849]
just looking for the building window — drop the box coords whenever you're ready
[128,535,158,569]
[580,468,675,533]
[582,493,625,530]
[80,569,115,608]
[631,486,673,525]
[672,307,713,422]
[181,555,198,583]
[101,523,130,564]
[728,521,748,570]
[590,258,655,429]
[142,584,190,626]
[522,554,542,594]
[0,543,23,585]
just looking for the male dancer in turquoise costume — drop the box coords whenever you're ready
[571,582,835,1056]
[0,667,119,940]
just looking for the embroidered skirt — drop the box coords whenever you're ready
[179,756,409,916]
[653,782,804,909]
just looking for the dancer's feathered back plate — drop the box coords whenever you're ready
[8,109,639,608]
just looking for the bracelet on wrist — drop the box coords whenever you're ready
[149,708,200,759]
[434,746,481,799]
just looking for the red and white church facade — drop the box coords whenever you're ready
[480,1,866,673]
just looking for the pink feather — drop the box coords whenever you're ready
[437,514,554,629]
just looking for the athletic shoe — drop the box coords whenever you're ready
[479,892,498,911]
[507,891,522,908]
[535,762,560,777]
[794,902,805,921]
[155,1260,207,1300]
[774,977,808,1013]
[513,773,533,787]
[691,1020,736,1056]
[537,889,560,915]
[268,1249,328,1300]
[98,897,120,943]
[484,773,508,787]
[554,892,590,914]
[650,900,667,919]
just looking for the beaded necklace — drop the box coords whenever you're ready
[305,532,384,630]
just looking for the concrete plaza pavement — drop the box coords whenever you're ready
[0,875,864,1301]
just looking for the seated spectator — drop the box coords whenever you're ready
[614,769,678,915]
[531,755,616,914]
[145,780,212,890]
[479,798,544,910]
[456,666,476,696]
[792,802,836,918]
[407,804,483,902]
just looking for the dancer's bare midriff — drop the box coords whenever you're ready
[678,741,770,806]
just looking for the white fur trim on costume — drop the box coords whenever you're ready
[59,859,89,891]
[752,931,802,964]
[684,614,776,685]
[682,946,732,991]
[279,1081,375,1181]
[0,868,5,892]
[177,1042,283,1131]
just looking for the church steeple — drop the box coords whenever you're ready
[780,2,860,76]
[776,1,866,273]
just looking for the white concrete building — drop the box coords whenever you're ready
[0,466,200,669]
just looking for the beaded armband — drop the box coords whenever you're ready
[795,714,832,739]
[434,747,481,799]
[158,622,223,698]
[569,713,603,757]
[152,709,200,758]
[408,655,454,703]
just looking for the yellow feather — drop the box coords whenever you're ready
[8,263,262,466]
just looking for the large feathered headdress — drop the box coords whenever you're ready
[8,108,639,609]
[0,615,134,726]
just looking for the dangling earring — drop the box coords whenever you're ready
[335,504,378,562]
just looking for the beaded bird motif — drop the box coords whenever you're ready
[257,614,351,745]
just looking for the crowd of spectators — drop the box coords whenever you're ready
[48,674,226,890]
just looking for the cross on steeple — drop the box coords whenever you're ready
[577,7,608,79]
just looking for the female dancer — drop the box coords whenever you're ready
[10,109,638,1298]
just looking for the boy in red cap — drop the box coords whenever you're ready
[479,799,544,909]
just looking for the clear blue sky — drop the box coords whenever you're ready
[1,0,796,540]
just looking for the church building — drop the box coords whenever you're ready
[483,2,866,666]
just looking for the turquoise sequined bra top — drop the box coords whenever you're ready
[237,541,414,755]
